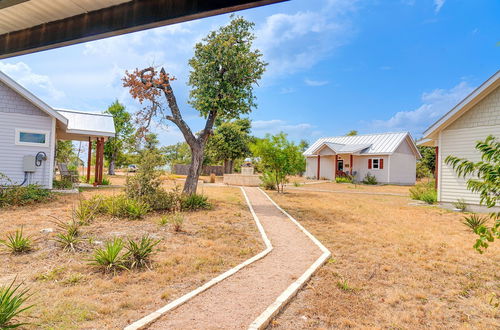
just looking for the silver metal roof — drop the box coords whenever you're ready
[56,108,115,137]
[304,132,413,156]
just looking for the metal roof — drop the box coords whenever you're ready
[304,132,416,156]
[56,108,115,137]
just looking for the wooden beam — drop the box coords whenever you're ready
[434,146,438,191]
[0,0,287,59]
[98,138,105,185]
[317,155,320,180]
[87,137,92,183]
[94,138,100,186]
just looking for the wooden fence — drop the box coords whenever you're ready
[173,164,224,176]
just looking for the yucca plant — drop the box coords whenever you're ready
[0,279,33,329]
[0,227,33,254]
[462,214,489,232]
[89,238,129,273]
[125,235,161,269]
[73,199,99,225]
[51,218,81,252]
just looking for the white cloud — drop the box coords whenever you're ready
[305,78,329,86]
[434,0,445,13]
[371,81,474,135]
[0,62,65,101]
[252,119,319,140]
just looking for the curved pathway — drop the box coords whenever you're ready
[145,187,324,329]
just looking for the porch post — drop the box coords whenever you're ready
[434,146,439,191]
[350,154,353,175]
[87,137,92,183]
[94,138,100,186]
[334,154,338,180]
[98,137,105,185]
[317,155,321,179]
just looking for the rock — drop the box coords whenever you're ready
[300,315,308,321]
[40,228,54,234]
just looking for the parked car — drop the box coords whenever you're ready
[128,164,138,172]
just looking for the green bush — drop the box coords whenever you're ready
[362,173,378,185]
[0,280,33,329]
[409,181,437,204]
[260,171,277,190]
[52,179,73,190]
[101,195,150,220]
[89,238,129,273]
[125,235,161,269]
[0,183,52,208]
[0,227,33,254]
[336,176,353,183]
[82,176,111,186]
[181,194,211,211]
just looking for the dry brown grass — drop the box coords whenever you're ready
[0,185,263,329]
[291,181,412,195]
[268,189,499,329]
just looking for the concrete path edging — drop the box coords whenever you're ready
[247,189,331,330]
[124,187,273,330]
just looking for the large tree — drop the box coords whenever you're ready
[104,101,134,175]
[123,16,266,194]
[206,118,252,173]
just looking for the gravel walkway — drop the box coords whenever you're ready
[147,187,322,329]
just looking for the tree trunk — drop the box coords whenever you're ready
[108,151,116,175]
[228,159,234,174]
[183,146,204,195]
[223,159,230,174]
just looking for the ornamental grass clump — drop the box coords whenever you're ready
[0,280,33,329]
[89,238,129,273]
[0,227,33,254]
[125,235,161,269]
[409,181,437,204]
[53,218,81,252]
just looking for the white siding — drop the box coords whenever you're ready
[440,125,500,204]
[389,140,417,185]
[0,112,54,188]
[305,157,317,178]
[352,155,389,184]
[319,156,334,179]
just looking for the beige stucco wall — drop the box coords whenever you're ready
[447,85,500,130]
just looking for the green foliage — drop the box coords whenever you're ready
[409,181,437,204]
[104,101,135,172]
[56,140,77,165]
[336,176,353,183]
[0,227,33,254]
[89,238,129,273]
[0,280,33,329]
[362,173,378,185]
[345,130,358,136]
[445,135,500,252]
[417,146,436,179]
[181,194,211,211]
[125,235,161,269]
[251,133,305,193]
[53,219,81,252]
[162,213,185,232]
[73,199,100,225]
[462,214,489,232]
[188,16,266,121]
[0,176,52,207]
[126,150,164,201]
[164,142,191,167]
[260,171,277,190]
[101,195,150,220]
[52,179,73,190]
[298,140,309,153]
[453,198,467,212]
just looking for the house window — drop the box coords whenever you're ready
[15,129,49,147]
[368,158,384,170]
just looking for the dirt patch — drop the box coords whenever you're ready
[0,186,263,329]
[267,190,500,329]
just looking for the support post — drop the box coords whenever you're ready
[87,137,92,183]
[350,154,353,175]
[94,138,100,186]
[317,155,321,179]
[435,146,439,191]
[99,138,105,185]
[334,155,338,180]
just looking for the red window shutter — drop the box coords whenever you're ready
[380,158,384,169]
[368,159,372,169]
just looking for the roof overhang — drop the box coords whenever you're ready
[422,70,500,141]
[0,0,287,59]
[56,109,115,141]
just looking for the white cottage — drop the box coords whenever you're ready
[0,71,115,189]
[304,132,420,185]
[419,70,500,208]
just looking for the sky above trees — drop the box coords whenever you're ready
[0,0,498,145]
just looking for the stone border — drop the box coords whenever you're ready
[124,187,272,330]
[248,188,331,330]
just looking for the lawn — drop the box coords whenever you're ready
[268,189,500,329]
[0,185,263,329]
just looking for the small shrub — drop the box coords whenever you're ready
[260,171,276,190]
[165,213,185,232]
[101,195,149,219]
[52,179,73,190]
[362,173,377,185]
[53,219,81,252]
[336,176,353,183]
[181,194,211,211]
[453,198,467,212]
[158,216,169,226]
[409,181,437,204]
[73,199,100,225]
[462,214,489,232]
[141,189,175,211]
[0,183,52,208]
[125,235,161,269]
[0,279,33,329]
[0,227,33,254]
[89,238,129,273]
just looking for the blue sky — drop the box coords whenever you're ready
[0,0,498,146]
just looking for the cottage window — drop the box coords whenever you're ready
[15,129,49,147]
[368,158,384,170]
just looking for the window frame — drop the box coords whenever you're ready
[15,128,50,147]
[370,158,384,170]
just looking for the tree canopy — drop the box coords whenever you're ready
[104,101,134,174]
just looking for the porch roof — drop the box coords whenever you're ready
[313,142,372,155]
[55,108,115,141]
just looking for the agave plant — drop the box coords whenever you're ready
[125,235,161,269]
[89,238,129,273]
[51,218,81,252]
[0,227,33,254]
[462,214,489,232]
[0,279,33,329]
